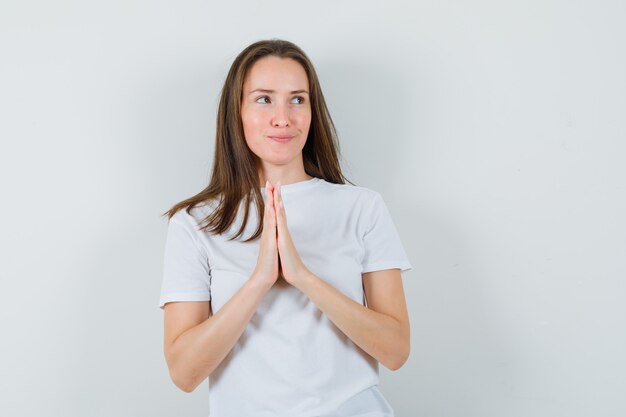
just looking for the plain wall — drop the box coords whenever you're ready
[1,1,625,416]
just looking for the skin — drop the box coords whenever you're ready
[241,55,313,187]
[163,56,411,393]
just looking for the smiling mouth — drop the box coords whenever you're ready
[267,135,294,143]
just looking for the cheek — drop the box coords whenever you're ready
[295,109,312,129]
[241,112,262,138]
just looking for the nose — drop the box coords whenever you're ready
[271,103,290,127]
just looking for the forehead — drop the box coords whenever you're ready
[243,56,309,90]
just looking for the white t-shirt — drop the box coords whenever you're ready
[159,177,412,417]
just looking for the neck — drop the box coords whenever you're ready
[257,165,312,187]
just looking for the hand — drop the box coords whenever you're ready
[273,181,311,288]
[251,181,280,288]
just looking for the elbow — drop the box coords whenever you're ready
[177,383,195,394]
[167,357,208,393]
[175,377,196,394]
[179,383,197,394]
[170,369,200,393]
[386,352,409,371]
[165,348,206,393]
[169,368,193,393]
[166,356,193,392]
[167,359,217,393]
[385,349,409,371]
[165,350,216,393]
[384,334,410,371]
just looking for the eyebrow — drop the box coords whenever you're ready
[248,88,309,95]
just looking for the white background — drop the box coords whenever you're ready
[1,1,625,416]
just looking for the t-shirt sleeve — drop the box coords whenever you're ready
[361,192,412,274]
[159,213,211,309]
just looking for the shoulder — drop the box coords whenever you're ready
[168,200,217,233]
[316,180,385,215]
[317,179,382,205]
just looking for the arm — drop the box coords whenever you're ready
[272,182,411,370]
[294,268,410,370]
[163,277,273,393]
[163,182,281,393]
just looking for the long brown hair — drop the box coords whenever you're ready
[164,39,351,241]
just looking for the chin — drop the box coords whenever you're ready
[267,157,297,166]
[264,149,301,162]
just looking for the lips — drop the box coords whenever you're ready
[267,135,294,143]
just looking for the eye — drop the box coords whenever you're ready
[291,96,305,104]
[255,96,270,104]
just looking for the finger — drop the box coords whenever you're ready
[267,181,276,207]
[275,182,286,224]
[273,181,281,216]
[264,184,277,232]
[267,184,279,249]
[264,181,272,216]
[269,184,277,218]
[274,191,281,226]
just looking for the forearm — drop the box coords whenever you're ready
[167,277,272,392]
[295,272,409,370]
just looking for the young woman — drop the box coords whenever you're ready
[160,39,412,417]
